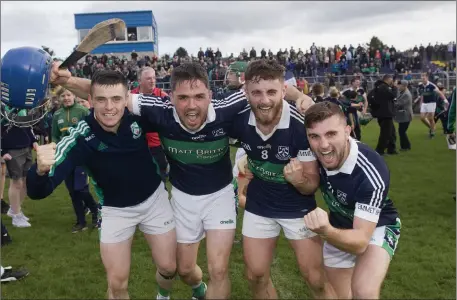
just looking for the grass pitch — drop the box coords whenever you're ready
[1,117,455,299]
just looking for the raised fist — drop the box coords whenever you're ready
[283,158,305,186]
[50,61,71,86]
[35,143,57,175]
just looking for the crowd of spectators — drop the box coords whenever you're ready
[67,41,456,92]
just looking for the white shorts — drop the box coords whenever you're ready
[323,219,401,268]
[242,210,317,240]
[420,102,436,113]
[100,183,175,244]
[171,183,237,243]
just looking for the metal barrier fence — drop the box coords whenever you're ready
[298,72,456,94]
[153,72,457,96]
[154,79,225,94]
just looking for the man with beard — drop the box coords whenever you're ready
[300,101,401,299]
[49,61,313,300]
[229,60,335,299]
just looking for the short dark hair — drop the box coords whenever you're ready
[312,83,324,96]
[90,70,128,95]
[345,90,357,100]
[350,77,360,84]
[304,101,346,129]
[382,74,393,82]
[245,59,285,84]
[170,62,209,91]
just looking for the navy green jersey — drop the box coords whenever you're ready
[342,87,365,113]
[229,100,317,219]
[418,81,439,103]
[327,97,352,125]
[342,87,365,103]
[319,138,398,229]
[435,93,447,113]
[26,108,163,208]
[131,91,248,195]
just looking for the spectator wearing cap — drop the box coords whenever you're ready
[394,80,413,151]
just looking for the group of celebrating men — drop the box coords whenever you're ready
[2,46,400,299]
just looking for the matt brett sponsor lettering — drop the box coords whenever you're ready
[167,147,225,155]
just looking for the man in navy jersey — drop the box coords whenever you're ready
[301,101,401,299]
[27,70,177,300]
[415,73,446,138]
[230,60,335,299]
[48,61,313,300]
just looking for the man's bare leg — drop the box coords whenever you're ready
[205,229,235,299]
[351,245,391,299]
[427,113,436,136]
[289,236,336,299]
[20,177,27,205]
[176,242,206,298]
[100,237,133,299]
[243,236,278,299]
[325,267,354,299]
[144,229,177,299]
[8,178,22,215]
[420,113,431,128]
[0,163,6,201]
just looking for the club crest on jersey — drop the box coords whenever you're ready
[337,190,348,205]
[212,128,225,137]
[71,117,78,124]
[130,122,141,139]
[275,146,290,160]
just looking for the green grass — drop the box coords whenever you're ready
[1,117,456,299]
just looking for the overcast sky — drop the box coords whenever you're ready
[1,1,456,58]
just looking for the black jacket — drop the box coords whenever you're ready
[370,80,396,119]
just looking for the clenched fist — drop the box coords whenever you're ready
[50,61,72,86]
[237,155,254,180]
[36,143,57,176]
[295,94,314,115]
[2,153,12,161]
[284,158,305,186]
[304,207,331,235]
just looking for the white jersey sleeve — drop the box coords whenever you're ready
[232,148,246,178]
